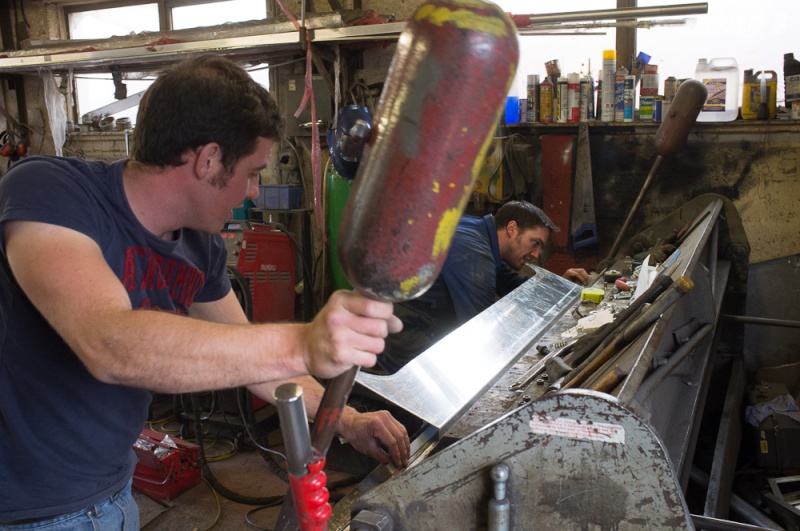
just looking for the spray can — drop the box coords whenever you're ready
[568,73,581,122]
[623,75,635,122]
[539,78,554,123]
[526,74,540,122]
[595,70,603,120]
[557,77,569,123]
[601,50,616,122]
[580,76,592,122]
[784,53,800,118]
[614,66,628,122]
[587,72,595,119]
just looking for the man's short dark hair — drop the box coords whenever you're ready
[132,54,285,173]
[495,200,560,233]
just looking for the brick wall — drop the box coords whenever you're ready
[64,131,133,163]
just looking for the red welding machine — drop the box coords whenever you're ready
[221,221,297,323]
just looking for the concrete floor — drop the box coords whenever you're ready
[134,393,386,530]
[135,449,364,531]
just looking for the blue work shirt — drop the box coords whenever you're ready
[379,214,527,373]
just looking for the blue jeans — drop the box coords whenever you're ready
[0,480,139,531]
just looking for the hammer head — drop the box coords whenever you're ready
[337,0,520,302]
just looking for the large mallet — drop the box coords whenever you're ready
[330,0,519,435]
[275,1,519,528]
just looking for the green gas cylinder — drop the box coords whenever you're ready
[326,166,353,291]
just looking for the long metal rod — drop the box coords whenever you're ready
[523,3,708,25]
[604,155,663,265]
[722,315,800,329]
[690,514,779,531]
[691,468,786,530]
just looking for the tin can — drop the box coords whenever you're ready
[641,64,659,97]
[580,77,592,122]
[639,96,655,122]
[526,74,539,122]
[664,76,677,102]
[653,98,663,122]
[557,77,568,123]
[539,79,554,123]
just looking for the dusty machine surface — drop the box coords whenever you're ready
[330,194,753,530]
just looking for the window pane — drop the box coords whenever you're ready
[171,0,268,30]
[637,0,798,105]
[68,4,160,39]
[75,74,154,126]
[248,66,270,91]
[494,1,616,96]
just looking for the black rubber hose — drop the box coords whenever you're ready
[191,394,284,506]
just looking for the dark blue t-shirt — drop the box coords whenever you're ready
[0,156,230,521]
[380,214,526,373]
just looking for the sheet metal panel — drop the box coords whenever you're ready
[356,265,582,430]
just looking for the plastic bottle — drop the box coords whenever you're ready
[784,53,800,118]
[695,57,740,122]
[601,50,616,122]
[742,69,777,120]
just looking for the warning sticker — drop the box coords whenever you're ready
[530,416,625,445]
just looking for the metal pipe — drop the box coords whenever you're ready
[690,514,780,531]
[691,468,786,530]
[273,383,312,477]
[710,221,719,299]
[722,315,800,329]
[522,3,708,25]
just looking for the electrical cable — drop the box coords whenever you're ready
[190,394,286,506]
[227,265,253,321]
[194,478,222,531]
[272,222,316,317]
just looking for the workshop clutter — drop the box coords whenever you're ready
[514,49,798,124]
[133,429,201,501]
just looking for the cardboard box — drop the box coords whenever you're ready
[133,429,201,501]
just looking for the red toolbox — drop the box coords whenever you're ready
[133,429,201,501]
